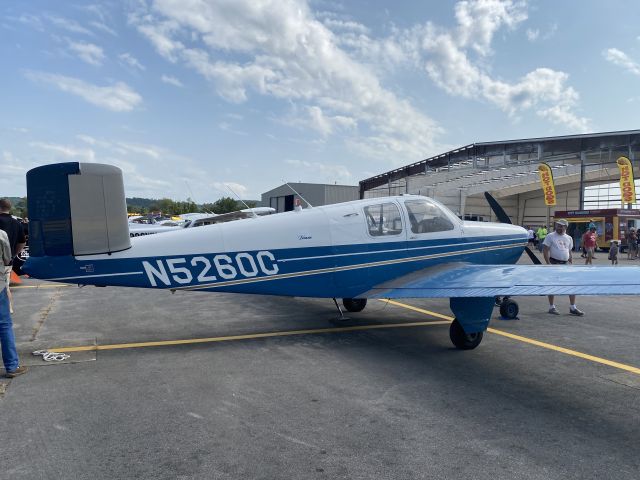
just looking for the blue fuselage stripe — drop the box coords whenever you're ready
[24,235,527,298]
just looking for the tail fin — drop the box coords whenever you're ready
[27,162,131,257]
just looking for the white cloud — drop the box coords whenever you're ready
[604,48,640,76]
[130,0,443,165]
[417,0,589,131]
[76,134,112,148]
[324,1,586,131]
[453,0,527,56]
[282,105,357,136]
[115,142,163,159]
[68,40,105,66]
[526,23,557,42]
[526,28,539,41]
[285,159,351,180]
[213,182,249,198]
[90,21,117,36]
[119,52,145,70]
[161,74,183,87]
[2,151,30,175]
[45,14,93,36]
[15,14,45,32]
[322,18,370,35]
[25,71,142,112]
[218,122,247,135]
[0,151,44,193]
[30,141,96,162]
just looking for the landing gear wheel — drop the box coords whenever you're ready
[342,298,367,312]
[449,319,483,350]
[499,299,519,319]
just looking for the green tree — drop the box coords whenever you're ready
[202,197,241,214]
[14,197,28,218]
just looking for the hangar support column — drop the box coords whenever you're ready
[579,151,586,209]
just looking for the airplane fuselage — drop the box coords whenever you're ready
[24,195,527,298]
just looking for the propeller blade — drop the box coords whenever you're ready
[524,246,542,265]
[484,192,542,264]
[484,192,512,224]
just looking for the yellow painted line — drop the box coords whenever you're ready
[381,299,454,321]
[49,320,450,353]
[486,328,640,375]
[383,299,640,375]
[12,284,73,289]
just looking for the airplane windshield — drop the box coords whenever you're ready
[405,199,455,234]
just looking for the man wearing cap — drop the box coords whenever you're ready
[582,223,598,265]
[543,219,585,316]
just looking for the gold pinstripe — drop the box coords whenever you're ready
[176,241,527,292]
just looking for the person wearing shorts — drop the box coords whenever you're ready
[543,219,584,316]
[582,223,597,265]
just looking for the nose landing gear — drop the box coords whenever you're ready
[496,296,519,320]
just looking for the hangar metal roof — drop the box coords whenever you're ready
[360,129,640,196]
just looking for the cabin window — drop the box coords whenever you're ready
[364,203,403,236]
[405,199,455,233]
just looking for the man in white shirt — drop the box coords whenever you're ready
[527,226,535,245]
[0,230,27,377]
[542,219,584,316]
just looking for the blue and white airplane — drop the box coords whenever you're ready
[23,163,640,350]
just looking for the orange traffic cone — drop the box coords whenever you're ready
[9,269,22,286]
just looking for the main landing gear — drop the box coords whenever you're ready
[331,298,368,322]
[449,319,483,350]
[342,298,367,312]
[495,296,519,320]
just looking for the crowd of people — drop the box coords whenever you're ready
[526,221,640,266]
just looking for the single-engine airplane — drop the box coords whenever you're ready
[23,163,640,350]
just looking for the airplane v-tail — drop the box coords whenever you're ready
[23,163,640,350]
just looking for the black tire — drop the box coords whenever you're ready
[342,298,367,312]
[499,299,519,319]
[449,319,483,350]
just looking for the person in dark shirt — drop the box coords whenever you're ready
[0,199,26,259]
[0,199,26,314]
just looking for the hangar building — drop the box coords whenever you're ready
[262,183,359,212]
[359,130,640,227]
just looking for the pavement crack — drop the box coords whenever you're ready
[31,289,63,341]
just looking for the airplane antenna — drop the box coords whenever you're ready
[184,180,213,214]
[225,184,258,219]
[281,181,313,208]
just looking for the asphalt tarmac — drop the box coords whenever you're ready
[1,251,640,480]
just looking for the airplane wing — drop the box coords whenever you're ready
[366,263,640,298]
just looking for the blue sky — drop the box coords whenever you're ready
[2,0,640,201]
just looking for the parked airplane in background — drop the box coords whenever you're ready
[23,163,640,350]
[128,208,275,237]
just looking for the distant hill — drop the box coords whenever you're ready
[1,195,258,216]
[126,197,159,211]
[126,197,259,214]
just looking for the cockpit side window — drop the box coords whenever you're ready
[364,203,403,236]
[405,199,454,233]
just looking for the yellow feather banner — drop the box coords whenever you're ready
[538,163,556,206]
[616,156,636,205]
